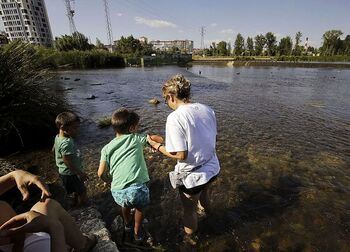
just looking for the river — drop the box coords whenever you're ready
[50,65,349,251]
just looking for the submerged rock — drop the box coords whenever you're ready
[74,78,81,81]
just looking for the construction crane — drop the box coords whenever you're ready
[64,0,77,35]
[103,0,113,52]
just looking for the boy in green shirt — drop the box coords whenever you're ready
[54,112,88,206]
[98,108,150,244]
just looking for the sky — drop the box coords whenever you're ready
[1,0,350,48]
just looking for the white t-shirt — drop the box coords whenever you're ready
[166,103,220,188]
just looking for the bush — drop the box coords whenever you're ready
[0,41,70,155]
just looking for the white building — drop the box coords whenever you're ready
[150,40,193,53]
[0,0,53,47]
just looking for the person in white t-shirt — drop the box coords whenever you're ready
[147,74,220,246]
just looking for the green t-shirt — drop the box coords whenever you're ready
[100,133,150,190]
[54,135,83,175]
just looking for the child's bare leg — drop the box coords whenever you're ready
[77,191,87,206]
[134,208,144,236]
[121,207,132,225]
[179,191,201,235]
[31,198,87,250]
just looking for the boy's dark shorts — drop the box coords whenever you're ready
[60,174,86,195]
[178,175,217,195]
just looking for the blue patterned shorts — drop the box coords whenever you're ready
[111,183,150,208]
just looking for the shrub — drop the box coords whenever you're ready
[0,41,70,155]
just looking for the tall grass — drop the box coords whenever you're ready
[36,47,125,69]
[0,41,70,155]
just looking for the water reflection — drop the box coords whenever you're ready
[51,66,350,250]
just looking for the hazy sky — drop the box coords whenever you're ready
[1,0,350,48]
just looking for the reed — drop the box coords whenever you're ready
[0,41,70,154]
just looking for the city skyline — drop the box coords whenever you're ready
[1,0,350,48]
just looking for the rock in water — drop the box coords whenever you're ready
[74,78,80,81]
[87,95,97,100]
[148,98,160,105]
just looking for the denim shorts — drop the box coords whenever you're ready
[111,183,150,209]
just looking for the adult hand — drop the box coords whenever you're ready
[147,135,161,150]
[11,170,51,201]
[0,211,54,237]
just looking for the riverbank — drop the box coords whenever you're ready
[191,56,350,68]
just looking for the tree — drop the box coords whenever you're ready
[234,33,245,56]
[293,31,303,56]
[254,34,266,56]
[344,35,350,56]
[55,32,93,51]
[278,36,293,56]
[217,41,228,56]
[114,35,155,57]
[320,30,343,56]
[246,37,254,56]
[95,38,106,50]
[265,32,277,56]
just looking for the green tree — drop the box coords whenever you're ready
[55,32,93,51]
[344,35,350,56]
[321,30,343,56]
[234,33,245,56]
[293,31,303,56]
[278,36,293,56]
[246,37,254,56]
[210,42,218,56]
[265,32,277,56]
[95,38,106,50]
[254,34,266,56]
[217,41,228,56]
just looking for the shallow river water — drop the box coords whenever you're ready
[51,65,349,251]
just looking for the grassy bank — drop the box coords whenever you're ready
[36,47,125,69]
[0,42,70,155]
[193,55,350,62]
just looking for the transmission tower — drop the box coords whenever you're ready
[103,0,113,51]
[200,26,205,50]
[64,0,77,34]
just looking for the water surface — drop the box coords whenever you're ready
[52,65,350,251]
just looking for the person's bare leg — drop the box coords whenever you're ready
[31,198,87,250]
[198,186,211,215]
[121,207,132,226]
[0,201,24,251]
[179,191,201,235]
[134,208,144,236]
[77,191,87,206]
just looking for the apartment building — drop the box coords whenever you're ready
[0,0,53,46]
[150,39,194,53]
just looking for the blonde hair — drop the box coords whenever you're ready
[162,74,191,102]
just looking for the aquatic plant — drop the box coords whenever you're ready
[97,116,111,128]
[0,41,70,154]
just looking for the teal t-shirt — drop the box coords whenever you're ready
[100,133,150,190]
[54,135,83,175]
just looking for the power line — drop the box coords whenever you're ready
[63,0,77,34]
[103,0,113,50]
